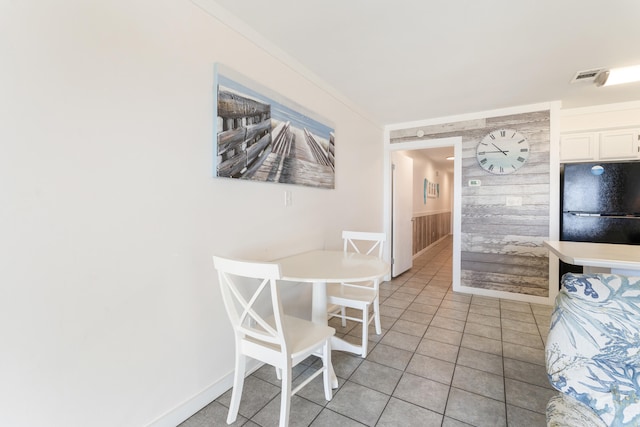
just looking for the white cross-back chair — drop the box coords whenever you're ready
[326,230,386,357]
[213,256,334,427]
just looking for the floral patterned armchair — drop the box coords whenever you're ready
[545,273,640,427]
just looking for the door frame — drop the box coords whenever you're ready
[383,136,462,289]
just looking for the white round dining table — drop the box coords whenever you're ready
[276,249,390,384]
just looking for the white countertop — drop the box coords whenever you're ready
[544,240,640,270]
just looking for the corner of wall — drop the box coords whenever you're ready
[146,360,262,427]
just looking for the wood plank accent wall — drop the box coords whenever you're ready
[391,111,550,297]
[413,212,451,255]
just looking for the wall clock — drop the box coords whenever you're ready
[476,128,530,175]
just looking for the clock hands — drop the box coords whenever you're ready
[491,143,509,156]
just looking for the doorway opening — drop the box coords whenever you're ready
[384,137,462,289]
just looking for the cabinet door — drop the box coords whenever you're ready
[599,129,639,160]
[560,133,596,162]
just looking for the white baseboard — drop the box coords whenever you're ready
[146,359,263,427]
[412,234,450,259]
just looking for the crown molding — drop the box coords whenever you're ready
[190,0,382,129]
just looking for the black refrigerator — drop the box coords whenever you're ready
[560,161,640,278]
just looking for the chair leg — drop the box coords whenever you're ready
[322,340,333,401]
[279,362,292,427]
[227,352,245,424]
[361,304,369,357]
[373,296,382,335]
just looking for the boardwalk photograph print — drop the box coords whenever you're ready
[214,65,335,189]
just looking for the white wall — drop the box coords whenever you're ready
[0,1,384,426]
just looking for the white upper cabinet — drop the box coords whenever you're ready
[560,133,596,162]
[560,129,640,163]
[599,129,639,160]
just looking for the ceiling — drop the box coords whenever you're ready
[402,146,454,173]
[205,0,640,126]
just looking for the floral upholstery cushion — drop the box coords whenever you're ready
[547,393,608,427]
[546,273,640,427]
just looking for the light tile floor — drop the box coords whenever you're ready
[182,236,556,426]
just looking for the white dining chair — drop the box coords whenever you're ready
[212,255,334,427]
[326,230,386,357]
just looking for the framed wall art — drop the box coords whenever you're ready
[428,181,437,198]
[214,64,335,189]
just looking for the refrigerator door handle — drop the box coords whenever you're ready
[566,212,601,217]
[566,212,640,219]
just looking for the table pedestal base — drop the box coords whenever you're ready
[331,336,363,355]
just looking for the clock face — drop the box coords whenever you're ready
[476,129,530,175]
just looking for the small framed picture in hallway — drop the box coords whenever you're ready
[428,180,437,198]
[214,64,335,189]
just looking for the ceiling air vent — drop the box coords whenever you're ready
[571,68,606,83]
